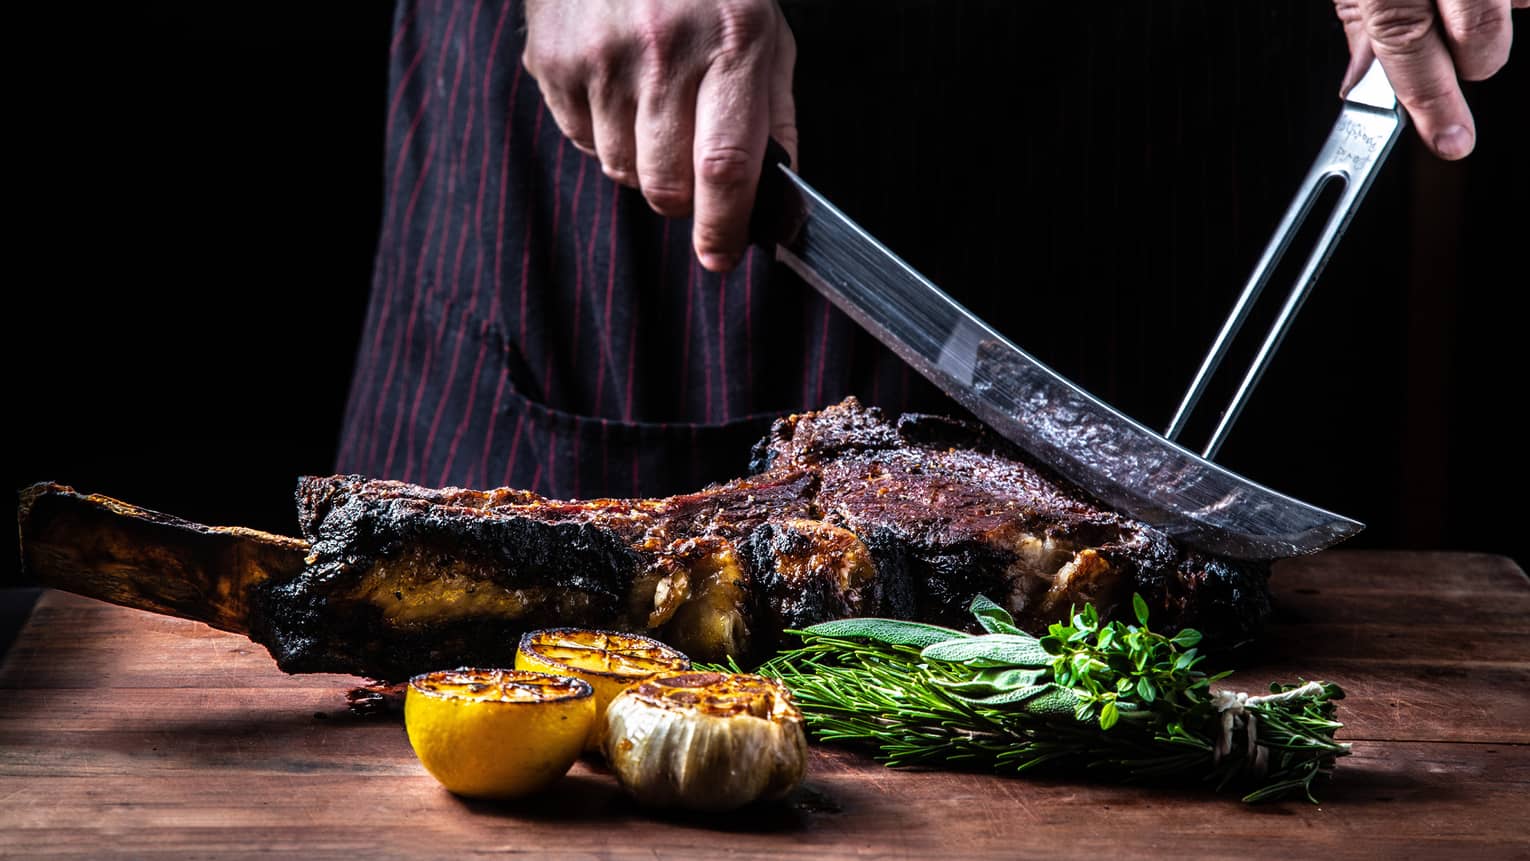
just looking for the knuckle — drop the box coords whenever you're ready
[1393,72,1460,120]
[638,57,677,96]
[1362,3,1437,52]
[636,21,682,74]
[522,38,569,78]
[549,109,587,141]
[587,50,621,95]
[523,48,583,88]
[713,1,773,57]
[521,45,549,80]
[1403,84,1458,117]
[1443,2,1508,43]
[1443,5,1510,77]
[696,145,754,189]
[1333,0,1365,23]
[558,121,596,153]
[603,163,639,186]
[571,30,628,96]
[641,180,693,216]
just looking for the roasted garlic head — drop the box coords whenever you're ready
[602,671,807,811]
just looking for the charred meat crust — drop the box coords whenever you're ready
[767,401,1269,642]
[244,399,1268,679]
[24,398,1271,681]
[249,477,646,678]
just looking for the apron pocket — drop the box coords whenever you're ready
[469,382,781,499]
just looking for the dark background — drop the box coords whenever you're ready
[5,4,1526,641]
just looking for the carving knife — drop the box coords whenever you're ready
[750,60,1404,560]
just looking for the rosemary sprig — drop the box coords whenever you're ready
[727,595,1348,803]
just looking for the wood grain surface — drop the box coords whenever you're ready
[2,550,1527,860]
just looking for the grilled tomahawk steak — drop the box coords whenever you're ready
[20,398,1270,679]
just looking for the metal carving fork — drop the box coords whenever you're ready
[1166,59,1407,459]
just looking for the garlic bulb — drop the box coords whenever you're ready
[602,671,808,811]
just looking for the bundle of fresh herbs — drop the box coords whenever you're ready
[735,595,1348,802]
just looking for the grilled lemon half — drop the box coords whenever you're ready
[404,668,594,799]
[515,628,691,750]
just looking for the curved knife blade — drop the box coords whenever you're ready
[753,151,1363,561]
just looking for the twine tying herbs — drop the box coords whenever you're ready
[1212,680,1330,773]
[718,595,1350,803]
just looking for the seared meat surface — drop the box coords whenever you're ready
[21,398,1270,680]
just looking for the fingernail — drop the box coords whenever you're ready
[700,252,738,272]
[1434,125,1473,160]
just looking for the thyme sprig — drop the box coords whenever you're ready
[731,595,1348,803]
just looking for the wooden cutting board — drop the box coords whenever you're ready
[1,550,1526,859]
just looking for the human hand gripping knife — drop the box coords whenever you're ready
[749,59,1406,561]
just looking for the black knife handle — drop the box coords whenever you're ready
[748,137,805,249]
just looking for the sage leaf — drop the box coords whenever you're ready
[802,618,971,648]
[922,634,1052,668]
[935,667,1050,697]
[969,594,1024,635]
[952,683,1055,707]
[1022,686,1082,717]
